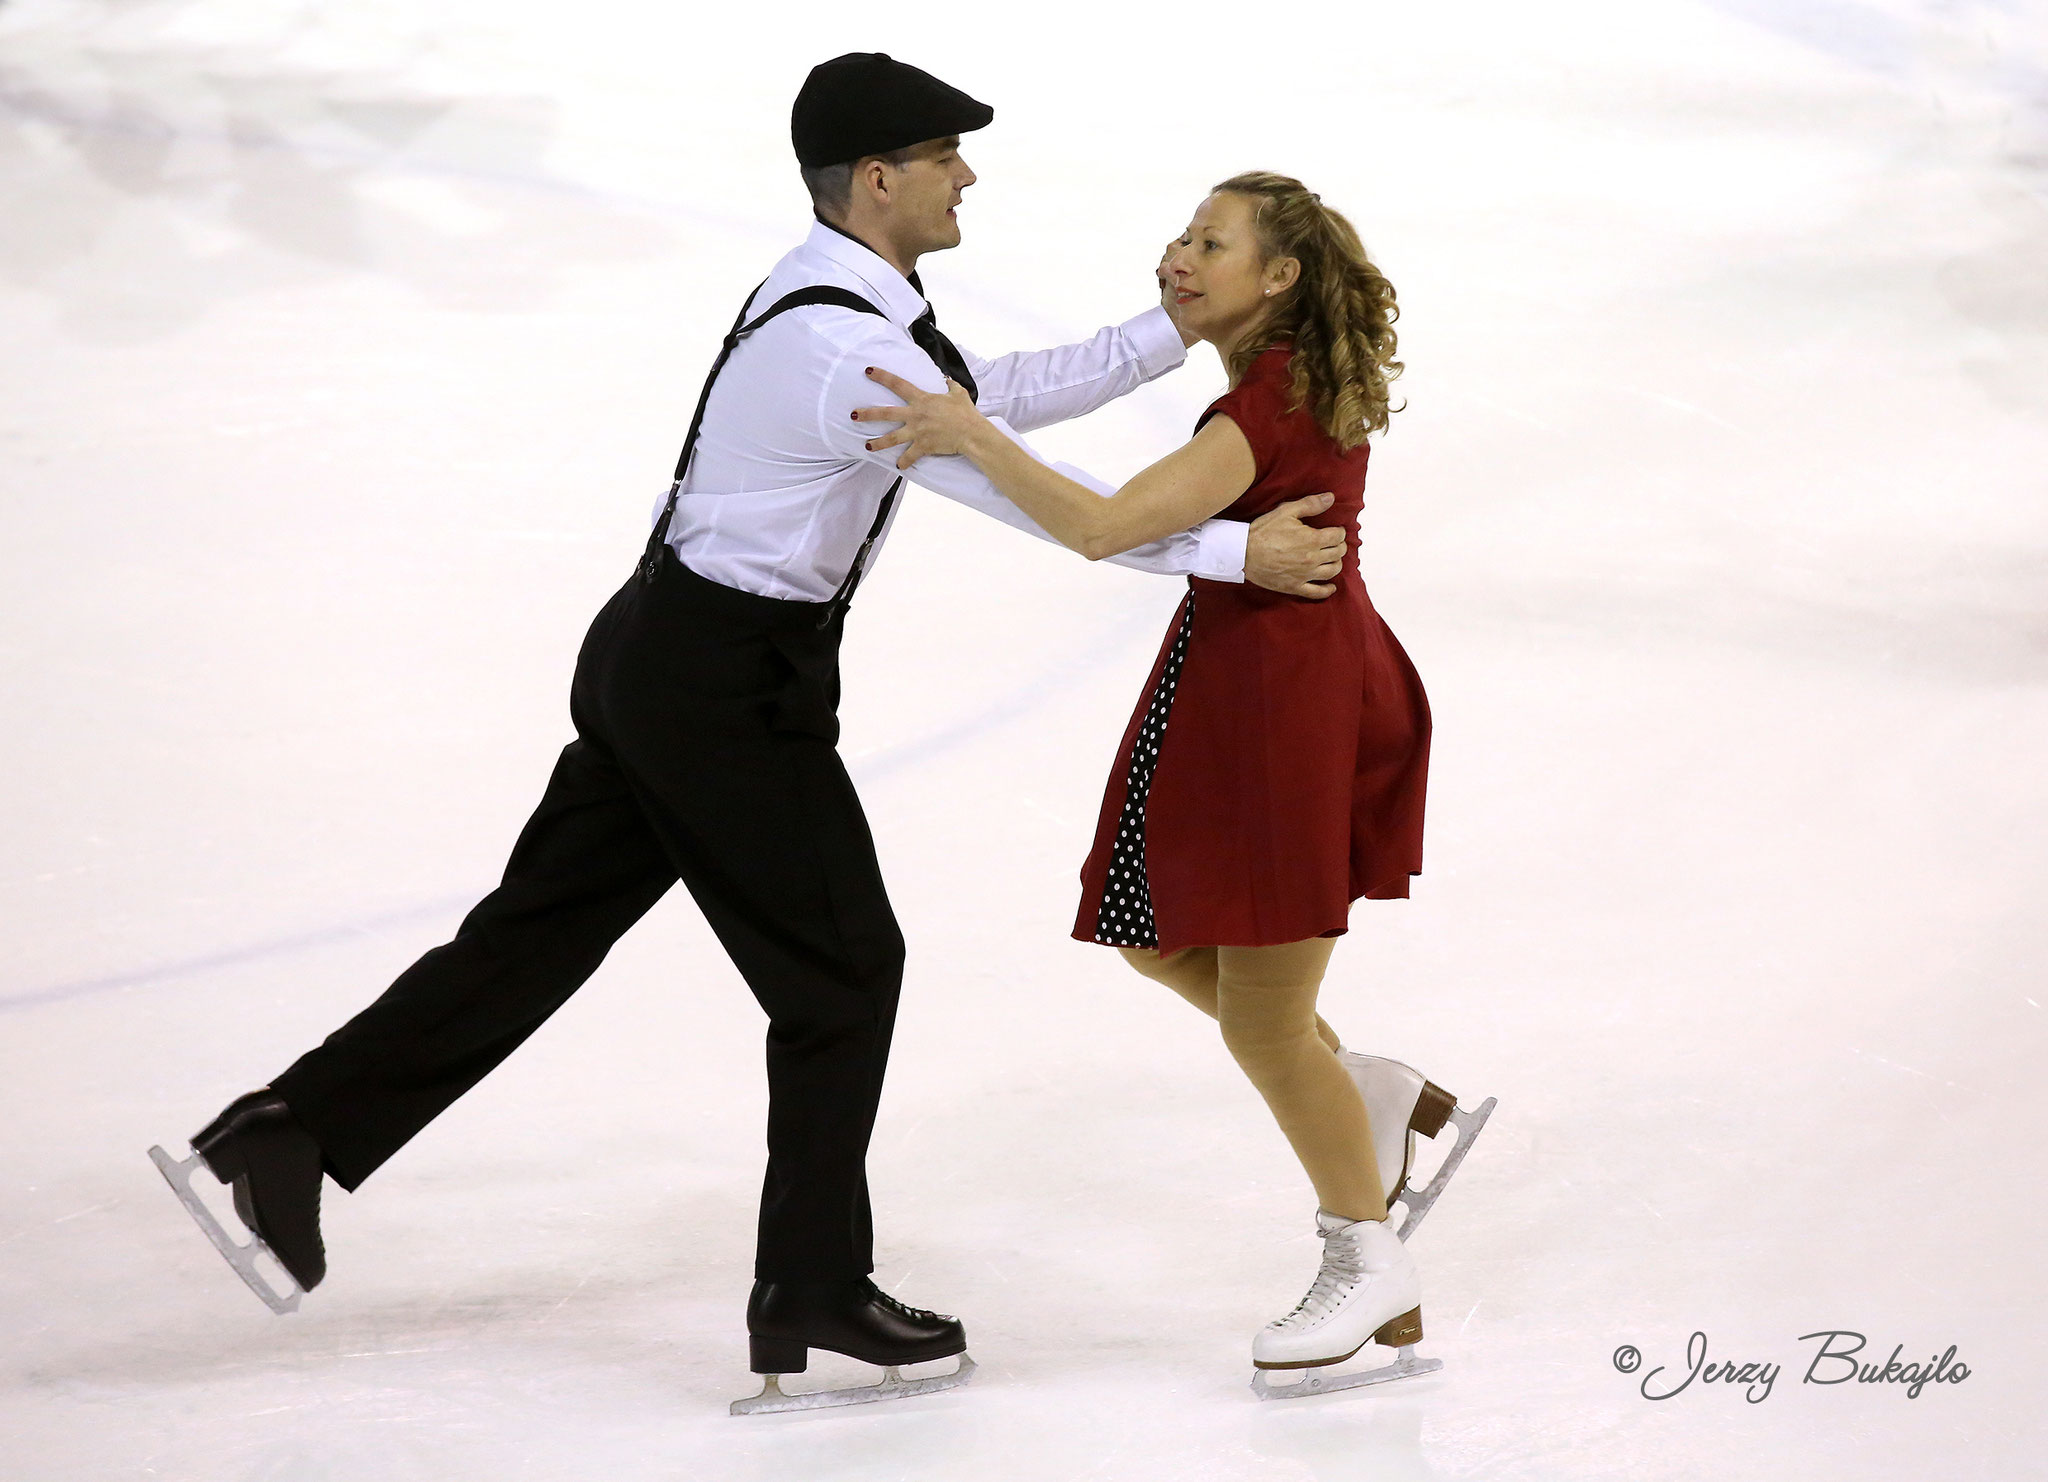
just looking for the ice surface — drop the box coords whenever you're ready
[3,1,2045,1478]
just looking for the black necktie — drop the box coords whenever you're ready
[910,306,978,402]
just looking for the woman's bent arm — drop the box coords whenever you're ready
[856,365,1259,561]
[960,413,1256,560]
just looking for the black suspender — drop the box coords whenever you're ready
[639,283,906,626]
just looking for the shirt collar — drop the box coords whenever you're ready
[801,218,929,325]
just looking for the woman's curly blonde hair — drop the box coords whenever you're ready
[1212,171,1403,449]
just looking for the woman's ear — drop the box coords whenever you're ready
[1267,257,1301,295]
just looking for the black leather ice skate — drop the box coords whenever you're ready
[732,1278,975,1414]
[148,1089,326,1313]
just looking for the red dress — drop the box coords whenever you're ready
[1073,345,1430,954]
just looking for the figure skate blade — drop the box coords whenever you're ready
[148,1144,302,1315]
[1251,1344,1442,1400]
[730,1353,975,1415]
[1390,1095,1495,1241]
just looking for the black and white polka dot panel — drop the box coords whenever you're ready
[1092,597,1194,949]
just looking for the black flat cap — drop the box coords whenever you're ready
[792,53,992,169]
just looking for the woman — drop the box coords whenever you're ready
[856,172,1472,1383]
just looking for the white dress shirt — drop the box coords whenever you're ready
[656,220,1251,602]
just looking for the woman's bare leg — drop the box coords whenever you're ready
[1214,938,1386,1222]
[1117,946,1341,1052]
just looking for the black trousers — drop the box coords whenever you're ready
[270,549,906,1281]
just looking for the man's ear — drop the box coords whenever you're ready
[857,157,891,208]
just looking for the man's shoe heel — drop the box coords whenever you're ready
[1409,1082,1457,1139]
[190,1121,245,1183]
[749,1336,808,1374]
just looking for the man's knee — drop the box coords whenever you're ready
[768,976,894,1050]
[861,923,907,994]
[818,903,904,997]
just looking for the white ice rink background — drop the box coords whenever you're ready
[3,0,2045,1477]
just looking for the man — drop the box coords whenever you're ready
[149,52,1346,1414]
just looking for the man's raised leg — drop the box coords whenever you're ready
[272,733,678,1190]
[153,583,679,1305]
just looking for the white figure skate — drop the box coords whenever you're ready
[1250,1209,1440,1400]
[1340,1052,1494,1241]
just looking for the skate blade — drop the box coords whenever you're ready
[1251,1344,1442,1401]
[730,1353,976,1416]
[1390,1096,1495,1242]
[147,1144,303,1315]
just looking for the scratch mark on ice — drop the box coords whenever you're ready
[1850,1047,1956,1087]
[54,1199,119,1224]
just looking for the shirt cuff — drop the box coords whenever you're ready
[1122,305,1189,381]
[1192,518,1249,582]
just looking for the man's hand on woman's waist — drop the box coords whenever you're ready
[1244,493,1346,599]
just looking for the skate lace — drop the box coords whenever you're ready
[867,1282,942,1324]
[1271,1231,1366,1330]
